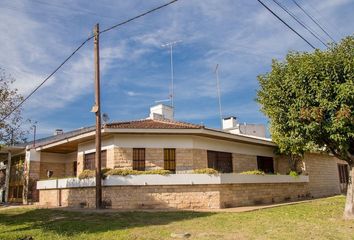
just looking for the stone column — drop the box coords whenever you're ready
[23,149,41,204]
[4,151,11,203]
[77,152,84,176]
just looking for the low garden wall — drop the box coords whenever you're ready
[37,174,310,209]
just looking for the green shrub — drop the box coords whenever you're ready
[240,170,265,175]
[105,169,140,176]
[101,168,112,179]
[78,169,95,179]
[78,168,113,179]
[144,169,171,175]
[104,169,172,176]
[193,168,219,175]
[288,170,299,177]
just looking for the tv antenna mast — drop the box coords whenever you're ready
[214,64,223,128]
[161,40,182,116]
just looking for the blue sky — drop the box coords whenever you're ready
[0,0,353,139]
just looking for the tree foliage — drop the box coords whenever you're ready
[257,36,354,165]
[0,68,29,146]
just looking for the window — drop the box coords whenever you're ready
[73,161,77,176]
[338,164,349,184]
[84,150,107,170]
[257,156,274,174]
[164,148,176,172]
[133,148,145,171]
[207,151,233,173]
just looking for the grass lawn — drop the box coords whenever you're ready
[0,196,353,240]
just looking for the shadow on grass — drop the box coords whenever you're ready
[0,207,215,238]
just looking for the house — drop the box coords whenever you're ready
[0,104,349,209]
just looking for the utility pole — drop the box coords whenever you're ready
[214,64,223,128]
[93,23,102,209]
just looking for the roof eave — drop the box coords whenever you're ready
[104,128,276,147]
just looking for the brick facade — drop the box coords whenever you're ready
[40,162,66,179]
[232,153,258,173]
[39,182,308,209]
[192,149,207,169]
[303,153,341,197]
[145,148,164,170]
[176,148,193,172]
[77,153,84,176]
[113,147,133,169]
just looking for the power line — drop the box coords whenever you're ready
[0,0,179,122]
[271,0,328,48]
[256,0,316,49]
[291,0,336,43]
[99,0,178,34]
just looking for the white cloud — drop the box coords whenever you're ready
[0,0,353,136]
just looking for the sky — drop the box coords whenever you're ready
[0,0,353,139]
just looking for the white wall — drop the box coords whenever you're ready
[76,134,275,157]
[114,134,194,148]
[78,135,115,153]
[192,136,274,157]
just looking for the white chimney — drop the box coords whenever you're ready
[222,116,266,138]
[54,129,64,136]
[222,116,237,130]
[149,104,174,120]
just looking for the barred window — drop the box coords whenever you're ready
[164,148,176,172]
[84,150,106,170]
[133,148,145,171]
[338,164,349,184]
[207,150,233,173]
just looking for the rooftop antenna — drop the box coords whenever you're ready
[161,40,182,118]
[155,99,170,103]
[214,64,223,128]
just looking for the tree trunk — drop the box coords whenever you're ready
[344,165,354,219]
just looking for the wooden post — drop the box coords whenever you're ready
[93,23,102,209]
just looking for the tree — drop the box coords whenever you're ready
[0,68,29,146]
[257,36,354,219]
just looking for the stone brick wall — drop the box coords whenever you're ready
[106,147,115,169]
[65,162,74,177]
[145,148,164,170]
[192,149,207,169]
[275,155,290,174]
[220,183,308,207]
[113,147,133,169]
[176,149,193,172]
[303,153,341,197]
[39,182,308,209]
[232,153,257,173]
[77,153,84,176]
[40,162,66,180]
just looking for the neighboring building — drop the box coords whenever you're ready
[0,104,349,208]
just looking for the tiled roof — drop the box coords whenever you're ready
[105,119,203,129]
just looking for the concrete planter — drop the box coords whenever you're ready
[37,174,309,190]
